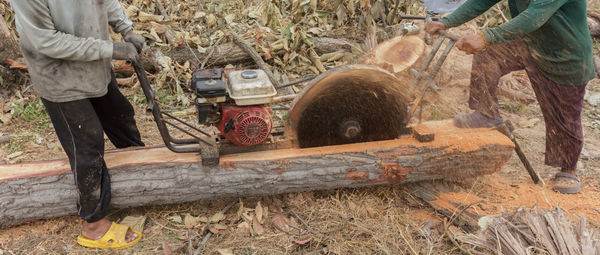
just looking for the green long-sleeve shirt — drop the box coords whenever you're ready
[441,0,595,86]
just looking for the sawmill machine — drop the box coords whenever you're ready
[131,10,460,167]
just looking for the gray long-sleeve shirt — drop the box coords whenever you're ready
[10,0,133,102]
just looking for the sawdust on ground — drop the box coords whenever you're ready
[429,175,600,226]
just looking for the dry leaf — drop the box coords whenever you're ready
[0,113,12,124]
[236,221,252,236]
[271,213,290,232]
[124,5,139,18]
[183,213,202,229]
[119,215,146,232]
[252,214,265,235]
[206,14,217,27]
[293,236,313,245]
[138,11,164,22]
[236,200,245,219]
[209,223,228,235]
[194,11,207,19]
[143,225,159,235]
[216,248,234,255]
[366,207,377,218]
[167,215,182,224]
[336,4,348,26]
[255,202,264,223]
[210,212,225,223]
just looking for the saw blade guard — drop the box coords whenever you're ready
[286,65,411,148]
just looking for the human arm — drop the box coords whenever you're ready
[440,0,502,28]
[10,0,113,61]
[106,0,133,34]
[106,0,144,52]
[482,0,566,44]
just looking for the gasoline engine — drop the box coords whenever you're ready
[191,69,276,147]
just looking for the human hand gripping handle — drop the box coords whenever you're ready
[112,42,138,60]
[122,30,145,53]
[425,21,446,35]
[455,32,487,54]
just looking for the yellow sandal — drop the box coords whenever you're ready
[77,222,142,250]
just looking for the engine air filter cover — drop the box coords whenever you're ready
[227,69,277,105]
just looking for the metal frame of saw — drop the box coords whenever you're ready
[407,29,459,123]
[131,59,221,165]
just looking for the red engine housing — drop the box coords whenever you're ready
[217,105,273,146]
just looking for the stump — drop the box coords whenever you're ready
[0,120,514,228]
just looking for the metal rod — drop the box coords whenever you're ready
[408,41,456,120]
[164,120,214,146]
[410,37,444,92]
[162,112,212,137]
[497,121,544,185]
[438,30,459,41]
[428,40,456,80]
[274,76,317,89]
[398,15,440,21]
[130,57,207,153]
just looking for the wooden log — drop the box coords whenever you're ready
[165,37,353,67]
[0,120,514,228]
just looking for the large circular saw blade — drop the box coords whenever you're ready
[286,65,411,148]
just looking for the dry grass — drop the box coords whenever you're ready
[0,185,461,255]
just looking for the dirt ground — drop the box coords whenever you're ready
[2,2,600,254]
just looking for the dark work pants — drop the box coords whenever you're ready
[470,39,586,170]
[42,72,144,223]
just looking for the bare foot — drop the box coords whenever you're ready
[82,218,138,242]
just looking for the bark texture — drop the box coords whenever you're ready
[0,120,514,228]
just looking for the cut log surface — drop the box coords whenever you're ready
[0,120,514,228]
[362,35,425,74]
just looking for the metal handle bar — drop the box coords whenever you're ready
[129,57,215,153]
[436,30,459,41]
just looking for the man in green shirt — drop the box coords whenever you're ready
[426,0,594,194]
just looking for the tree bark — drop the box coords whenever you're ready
[0,120,514,228]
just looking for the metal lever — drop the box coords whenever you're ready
[130,57,218,155]
[407,29,458,123]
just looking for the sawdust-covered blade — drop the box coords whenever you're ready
[286,65,411,148]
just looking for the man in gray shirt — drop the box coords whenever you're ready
[11,0,146,249]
